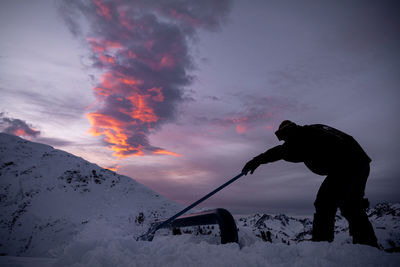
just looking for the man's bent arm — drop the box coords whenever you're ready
[257,145,284,164]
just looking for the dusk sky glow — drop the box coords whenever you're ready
[1,0,399,215]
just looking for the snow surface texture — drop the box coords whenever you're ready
[1,133,399,266]
[1,238,400,267]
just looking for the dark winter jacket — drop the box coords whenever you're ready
[258,124,371,175]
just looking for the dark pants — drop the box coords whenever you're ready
[312,163,378,247]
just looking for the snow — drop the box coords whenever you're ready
[1,238,399,267]
[54,238,399,267]
[1,133,400,266]
[0,256,56,267]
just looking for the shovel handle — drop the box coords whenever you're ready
[152,172,247,233]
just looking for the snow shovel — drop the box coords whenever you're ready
[137,171,247,241]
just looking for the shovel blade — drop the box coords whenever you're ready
[137,231,155,242]
[136,223,160,241]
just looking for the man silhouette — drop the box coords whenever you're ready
[242,120,379,247]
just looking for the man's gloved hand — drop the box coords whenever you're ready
[242,155,263,175]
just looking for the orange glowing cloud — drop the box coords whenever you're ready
[125,94,159,123]
[148,87,164,102]
[86,79,175,157]
[99,54,115,65]
[236,124,247,134]
[216,106,277,134]
[87,37,105,52]
[153,149,182,157]
[87,113,145,157]
[169,8,199,27]
[127,51,137,59]
[93,72,143,97]
[12,129,37,139]
[87,37,122,54]
[104,163,119,172]
[93,0,112,20]
[160,55,175,68]
[104,40,122,49]
[106,166,118,172]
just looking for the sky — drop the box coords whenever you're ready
[1,0,399,215]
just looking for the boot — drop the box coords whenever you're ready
[342,199,379,248]
[349,214,379,248]
[312,213,335,242]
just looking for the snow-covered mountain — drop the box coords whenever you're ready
[1,133,399,266]
[236,202,400,251]
[0,133,180,257]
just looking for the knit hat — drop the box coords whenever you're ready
[275,120,297,141]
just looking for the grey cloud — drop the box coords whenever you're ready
[34,137,74,147]
[204,95,222,101]
[0,113,40,138]
[0,113,73,147]
[0,86,89,122]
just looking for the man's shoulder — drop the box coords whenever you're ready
[304,124,353,141]
[296,124,324,135]
[304,123,330,130]
[304,124,341,133]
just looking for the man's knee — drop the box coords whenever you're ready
[314,197,337,214]
[340,198,369,219]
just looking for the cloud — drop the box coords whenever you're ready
[34,137,74,147]
[0,86,89,121]
[58,0,232,158]
[208,95,308,134]
[0,113,75,147]
[0,113,40,138]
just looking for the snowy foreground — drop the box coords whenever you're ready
[1,236,400,267]
[1,133,400,266]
